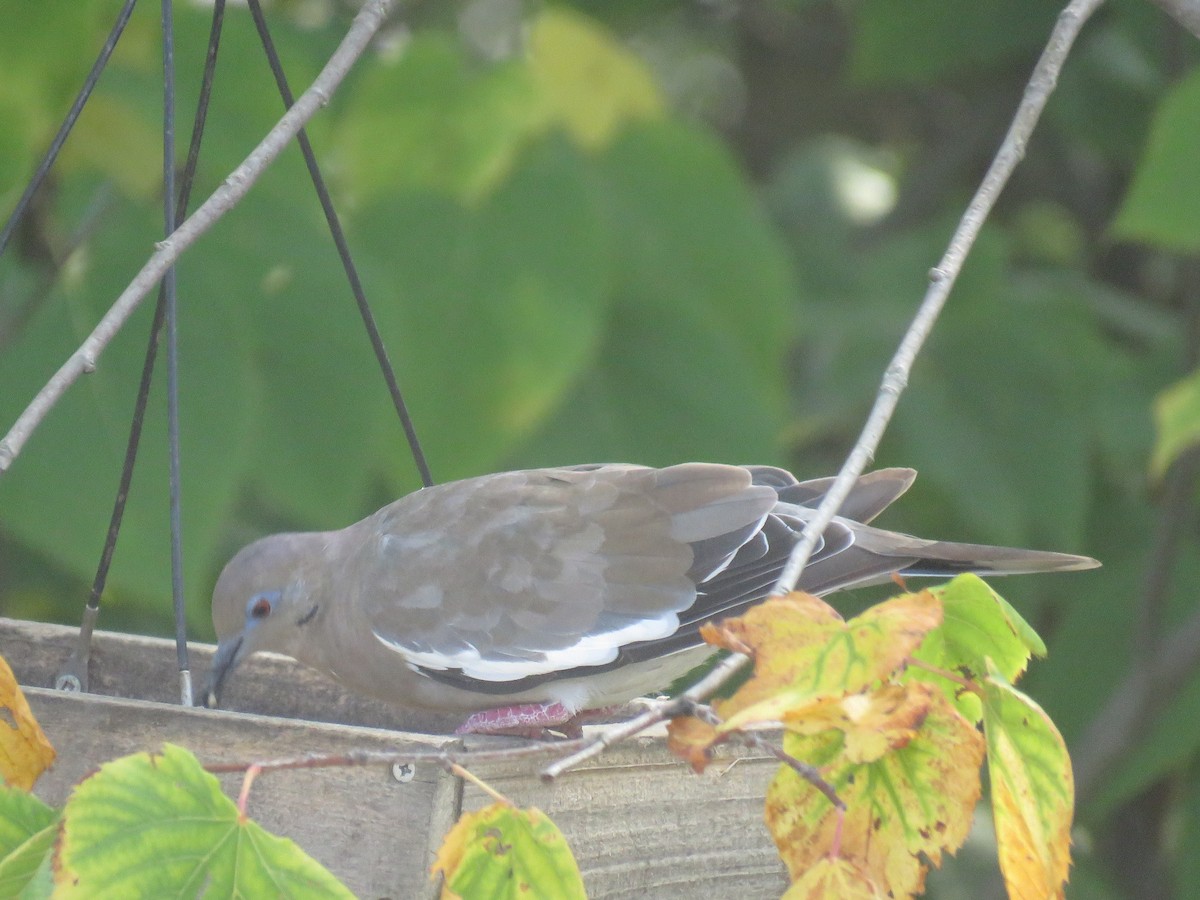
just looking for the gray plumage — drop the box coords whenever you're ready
[204,463,1098,718]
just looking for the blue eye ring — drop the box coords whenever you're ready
[246,590,281,620]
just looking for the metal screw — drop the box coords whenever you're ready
[56,674,82,692]
[391,762,415,783]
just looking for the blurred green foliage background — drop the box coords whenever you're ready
[1,0,1199,896]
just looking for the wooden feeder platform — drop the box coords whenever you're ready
[1,617,786,898]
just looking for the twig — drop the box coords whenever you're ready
[695,694,846,813]
[203,737,587,776]
[906,657,982,694]
[770,0,1106,599]
[446,761,512,806]
[237,764,261,819]
[541,652,750,780]
[0,0,396,474]
[543,0,1104,782]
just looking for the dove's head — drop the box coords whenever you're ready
[204,532,328,708]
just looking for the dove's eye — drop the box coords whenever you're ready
[247,592,278,620]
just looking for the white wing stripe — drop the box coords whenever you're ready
[373,611,681,682]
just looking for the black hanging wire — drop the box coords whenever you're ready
[56,0,228,697]
[17,1,432,703]
[245,0,434,489]
[161,0,193,705]
[0,0,139,259]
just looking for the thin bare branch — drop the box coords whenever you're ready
[679,698,848,812]
[541,652,751,780]
[770,0,1105,598]
[544,0,1105,782]
[763,741,844,812]
[0,0,396,474]
[446,761,513,806]
[203,736,587,776]
[237,764,261,819]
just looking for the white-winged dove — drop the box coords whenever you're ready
[204,463,1097,733]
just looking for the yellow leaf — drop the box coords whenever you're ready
[701,593,840,695]
[669,592,943,768]
[768,682,935,765]
[713,591,941,717]
[528,8,663,149]
[431,802,585,900]
[0,653,54,791]
[432,806,474,897]
[766,690,983,899]
[665,714,722,773]
[784,857,885,899]
[983,666,1073,900]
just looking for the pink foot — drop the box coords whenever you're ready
[455,704,624,738]
[456,702,575,738]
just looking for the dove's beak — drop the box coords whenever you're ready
[203,633,246,709]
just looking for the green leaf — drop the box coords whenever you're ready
[0,0,123,198]
[517,294,784,466]
[335,35,546,203]
[0,198,259,633]
[212,180,394,528]
[910,575,1046,723]
[18,850,53,900]
[527,7,663,149]
[352,135,612,486]
[890,259,1106,555]
[0,786,57,899]
[931,577,1040,670]
[55,743,352,898]
[1047,10,1164,166]
[433,803,586,900]
[58,93,162,199]
[596,122,794,379]
[1113,66,1200,252]
[0,786,56,897]
[1151,367,1200,478]
[851,0,1060,85]
[982,664,1073,900]
[0,823,56,899]
[794,221,1086,549]
[0,786,55,855]
[335,10,663,204]
[0,3,364,613]
[515,121,796,467]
